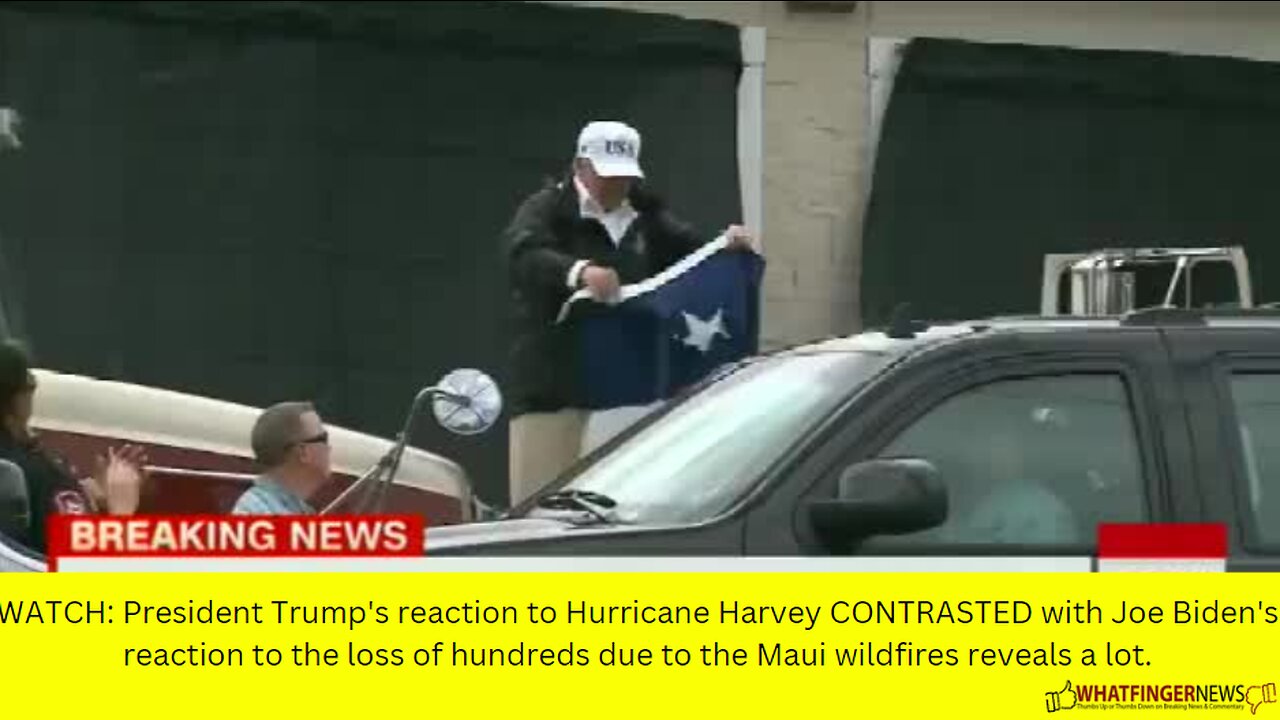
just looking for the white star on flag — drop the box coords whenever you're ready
[678,308,730,353]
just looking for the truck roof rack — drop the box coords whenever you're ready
[1121,306,1280,326]
[1043,246,1253,317]
[1120,307,1207,326]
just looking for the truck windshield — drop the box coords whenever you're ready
[521,351,890,526]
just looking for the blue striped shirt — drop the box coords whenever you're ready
[231,477,315,515]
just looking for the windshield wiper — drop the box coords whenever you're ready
[534,490,620,525]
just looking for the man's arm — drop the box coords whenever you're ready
[654,207,705,259]
[505,188,581,292]
[636,188,757,260]
[661,211,758,258]
[631,185,703,260]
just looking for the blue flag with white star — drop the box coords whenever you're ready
[559,237,765,410]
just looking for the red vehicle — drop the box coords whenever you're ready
[0,365,501,571]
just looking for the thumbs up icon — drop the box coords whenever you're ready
[1046,681,1078,713]
[1247,683,1276,715]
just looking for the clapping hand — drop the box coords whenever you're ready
[85,444,149,515]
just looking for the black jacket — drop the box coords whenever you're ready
[504,177,704,416]
[0,431,91,555]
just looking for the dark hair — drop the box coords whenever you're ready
[250,401,316,468]
[0,340,32,417]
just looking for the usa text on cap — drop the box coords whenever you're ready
[576,121,644,178]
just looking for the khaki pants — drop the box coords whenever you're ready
[509,409,588,506]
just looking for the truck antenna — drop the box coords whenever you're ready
[887,302,925,339]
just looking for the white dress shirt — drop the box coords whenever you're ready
[566,175,638,289]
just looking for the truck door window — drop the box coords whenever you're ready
[1227,374,1280,545]
[870,374,1147,547]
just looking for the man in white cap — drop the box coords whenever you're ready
[502,120,756,506]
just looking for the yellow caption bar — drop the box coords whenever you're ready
[2,572,1279,718]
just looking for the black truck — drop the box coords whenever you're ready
[427,308,1280,567]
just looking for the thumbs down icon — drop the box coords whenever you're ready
[1247,683,1276,715]
[1046,681,1077,713]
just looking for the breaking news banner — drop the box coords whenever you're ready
[39,519,1230,574]
[45,516,424,567]
[2,521,1280,719]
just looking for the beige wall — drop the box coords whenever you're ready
[548,1,1280,348]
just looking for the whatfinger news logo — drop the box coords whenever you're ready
[1046,681,1277,714]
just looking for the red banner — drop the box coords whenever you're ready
[1096,523,1228,559]
[47,515,425,560]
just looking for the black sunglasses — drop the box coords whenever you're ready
[294,431,329,447]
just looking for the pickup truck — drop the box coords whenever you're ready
[426,308,1280,568]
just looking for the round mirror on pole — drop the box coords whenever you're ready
[432,368,503,435]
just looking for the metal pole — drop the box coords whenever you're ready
[1163,255,1188,308]
[320,386,472,515]
[362,386,473,514]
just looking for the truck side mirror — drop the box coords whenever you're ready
[432,368,503,436]
[807,458,947,552]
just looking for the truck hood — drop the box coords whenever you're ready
[424,517,621,552]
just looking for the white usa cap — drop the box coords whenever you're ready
[576,121,643,178]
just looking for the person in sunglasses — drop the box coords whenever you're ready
[0,340,147,554]
[232,401,332,515]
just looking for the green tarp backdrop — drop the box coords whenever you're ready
[0,1,743,504]
[862,38,1280,327]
